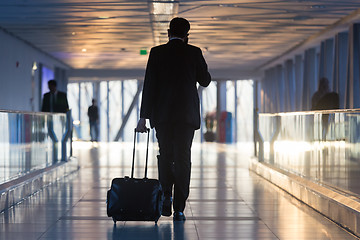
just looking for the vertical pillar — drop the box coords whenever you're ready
[275,65,285,112]
[333,32,348,109]
[294,55,303,111]
[302,48,316,110]
[92,82,100,141]
[121,81,125,141]
[253,80,258,155]
[263,69,271,113]
[107,81,110,142]
[199,86,204,143]
[325,39,334,89]
[319,41,325,80]
[269,68,277,113]
[284,59,295,111]
[216,81,226,141]
[262,71,268,113]
[260,80,265,113]
[93,82,100,104]
[346,23,360,109]
[78,82,82,139]
[234,81,238,143]
[319,38,334,89]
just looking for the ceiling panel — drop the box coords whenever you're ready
[1,0,360,74]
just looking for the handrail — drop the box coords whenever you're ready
[259,108,360,117]
[0,109,67,115]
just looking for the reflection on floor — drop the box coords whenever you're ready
[0,142,357,240]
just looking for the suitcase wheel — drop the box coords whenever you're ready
[112,217,116,225]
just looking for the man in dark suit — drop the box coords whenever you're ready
[136,17,211,221]
[41,79,69,113]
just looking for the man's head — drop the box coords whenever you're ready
[168,17,190,39]
[48,79,57,93]
[318,77,329,92]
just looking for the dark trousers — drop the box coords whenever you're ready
[155,124,195,212]
[89,121,99,141]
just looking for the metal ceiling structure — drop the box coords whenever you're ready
[2,0,360,79]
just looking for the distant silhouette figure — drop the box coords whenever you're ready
[311,77,339,110]
[136,17,211,221]
[88,99,99,142]
[314,92,339,110]
[311,77,339,140]
[41,80,69,113]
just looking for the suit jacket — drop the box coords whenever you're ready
[312,92,339,110]
[140,39,211,129]
[41,91,69,113]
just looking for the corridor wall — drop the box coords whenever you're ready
[0,29,69,112]
[260,23,360,113]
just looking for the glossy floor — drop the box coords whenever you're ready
[0,142,358,240]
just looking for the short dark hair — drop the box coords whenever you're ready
[169,17,190,38]
[48,79,57,87]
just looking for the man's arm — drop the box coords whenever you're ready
[136,48,156,132]
[139,48,156,119]
[196,48,211,87]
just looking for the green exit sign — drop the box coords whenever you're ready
[140,49,147,55]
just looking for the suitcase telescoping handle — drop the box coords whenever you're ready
[132,128,150,179]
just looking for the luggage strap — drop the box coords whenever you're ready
[132,128,150,179]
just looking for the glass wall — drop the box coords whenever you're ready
[68,79,254,143]
[256,109,360,195]
[0,111,71,184]
[68,80,140,142]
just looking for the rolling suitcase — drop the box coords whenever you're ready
[106,129,164,224]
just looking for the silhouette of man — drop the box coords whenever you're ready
[41,79,69,113]
[311,77,339,140]
[136,17,211,221]
[88,99,99,141]
[311,77,339,110]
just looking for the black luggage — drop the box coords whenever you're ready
[106,129,163,224]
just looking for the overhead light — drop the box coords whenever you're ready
[152,2,176,15]
[99,16,109,19]
[311,5,326,9]
[148,0,179,45]
[82,48,87,52]
[32,62,37,71]
[72,32,76,35]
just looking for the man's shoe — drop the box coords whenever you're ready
[162,196,172,216]
[173,212,186,221]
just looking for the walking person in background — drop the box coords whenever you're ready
[136,17,211,221]
[88,99,99,142]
